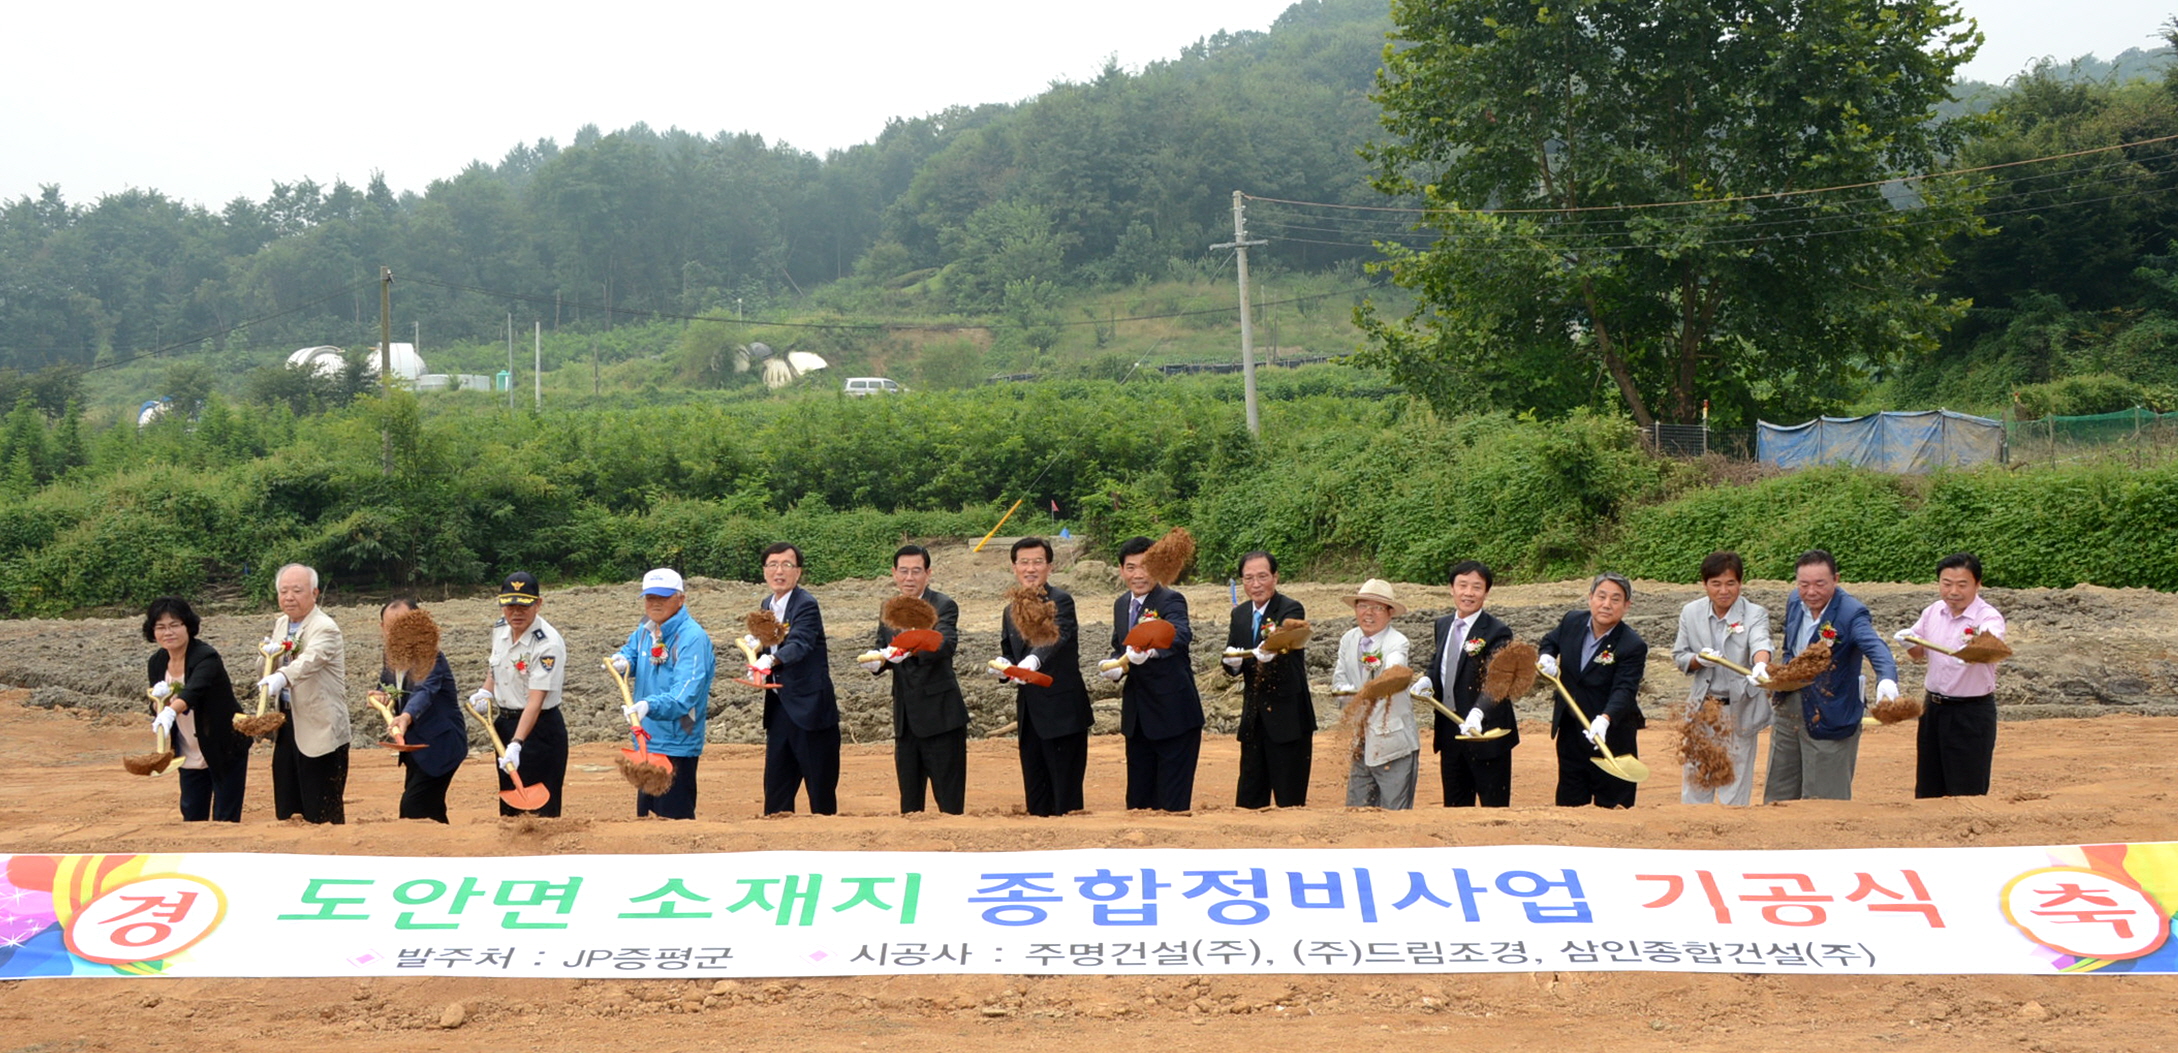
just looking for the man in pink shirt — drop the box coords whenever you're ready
[1894,552,2006,798]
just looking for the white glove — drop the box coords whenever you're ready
[752,654,777,672]
[623,700,649,725]
[1697,647,1723,665]
[1536,654,1560,679]
[150,680,174,701]
[1100,664,1127,682]
[1252,646,1275,664]
[885,647,909,665]
[1584,713,1611,745]
[740,634,762,651]
[608,653,631,675]
[1876,679,1900,703]
[500,741,522,774]
[1460,707,1484,736]
[467,688,494,717]
[1332,682,1355,696]
[1124,647,1151,666]
[859,658,885,674]
[1746,662,1769,689]
[1222,654,1245,671]
[257,671,288,697]
[1411,675,1436,699]
[1892,627,1914,643]
[1017,654,1041,673]
[991,657,1012,680]
[152,708,177,736]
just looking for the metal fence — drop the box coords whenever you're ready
[1639,423,1756,459]
[2005,408,2178,468]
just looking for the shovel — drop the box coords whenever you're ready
[1901,632,2012,664]
[365,689,426,753]
[1695,648,1756,678]
[233,639,290,738]
[124,686,178,776]
[1537,668,1650,784]
[465,697,550,812]
[603,659,674,776]
[732,637,781,690]
[1412,684,1511,742]
[889,629,943,654]
[991,657,1055,687]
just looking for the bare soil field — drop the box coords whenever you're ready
[3,542,2176,1051]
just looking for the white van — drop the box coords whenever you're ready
[843,377,905,397]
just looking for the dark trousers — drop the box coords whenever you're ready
[1553,725,1637,809]
[1441,745,1512,808]
[1125,728,1201,812]
[764,722,841,815]
[1019,720,1088,817]
[637,754,701,819]
[496,707,567,817]
[399,760,457,824]
[177,758,248,823]
[1234,724,1311,808]
[895,726,967,814]
[1916,695,1997,798]
[271,723,347,824]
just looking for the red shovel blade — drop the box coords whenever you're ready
[500,769,551,811]
[735,675,781,690]
[1125,620,1176,651]
[379,735,427,753]
[1003,665,1054,688]
[620,728,674,770]
[892,629,943,654]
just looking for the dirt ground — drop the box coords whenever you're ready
[3,542,2177,1051]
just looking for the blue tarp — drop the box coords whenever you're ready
[1756,410,2005,473]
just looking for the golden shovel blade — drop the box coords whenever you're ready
[1592,753,1652,783]
[1454,727,1513,742]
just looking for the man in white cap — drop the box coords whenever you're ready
[470,571,569,817]
[1333,579,1420,809]
[610,568,715,819]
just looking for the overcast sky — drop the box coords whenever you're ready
[5,0,2171,210]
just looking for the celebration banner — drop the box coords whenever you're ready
[1,842,2172,979]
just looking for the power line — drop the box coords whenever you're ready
[1245,132,2178,217]
[402,274,1375,332]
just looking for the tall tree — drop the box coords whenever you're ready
[1359,0,1984,426]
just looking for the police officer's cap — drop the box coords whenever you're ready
[498,571,542,606]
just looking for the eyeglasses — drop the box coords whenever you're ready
[763,561,800,570]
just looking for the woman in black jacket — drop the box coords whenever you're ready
[144,596,251,821]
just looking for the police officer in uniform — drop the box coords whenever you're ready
[469,571,569,817]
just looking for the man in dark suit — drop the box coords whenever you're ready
[1767,549,1899,802]
[1222,550,1313,807]
[1421,560,1518,807]
[749,542,840,815]
[863,544,968,814]
[1536,572,1648,808]
[999,536,1092,816]
[1106,535,1204,812]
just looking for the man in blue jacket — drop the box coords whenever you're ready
[613,568,716,819]
[748,542,841,815]
[1766,550,1898,802]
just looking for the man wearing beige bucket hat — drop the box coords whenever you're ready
[1332,579,1421,809]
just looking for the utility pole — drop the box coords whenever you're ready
[1211,191,1268,436]
[506,314,515,411]
[534,321,542,412]
[379,267,393,474]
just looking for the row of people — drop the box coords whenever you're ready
[135,542,2005,822]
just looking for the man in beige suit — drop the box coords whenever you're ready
[258,563,349,823]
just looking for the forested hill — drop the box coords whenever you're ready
[0,0,1390,373]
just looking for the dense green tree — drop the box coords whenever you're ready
[1358,0,1984,427]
